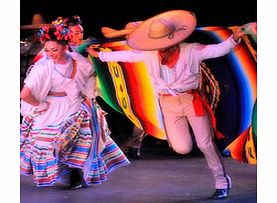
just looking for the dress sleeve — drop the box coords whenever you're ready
[23,62,51,100]
[72,52,97,99]
[81,61,96,99]
[21,61,52,116]
[82,74,96,99]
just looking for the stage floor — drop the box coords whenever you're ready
[20,146,257,203]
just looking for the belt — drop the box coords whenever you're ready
[158,89,195,97]
[48,91,67,97]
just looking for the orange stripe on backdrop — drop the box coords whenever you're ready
[237,47,257,98]
[212,28,257,99]
[125,62,165,139]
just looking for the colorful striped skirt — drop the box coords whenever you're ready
[20,98,130,187]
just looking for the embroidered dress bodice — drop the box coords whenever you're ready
[51,60,74,92]
[20,52,96,125]
[50,59,80,104]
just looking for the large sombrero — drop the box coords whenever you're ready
[127,10,197,51]
[20,14,53,30]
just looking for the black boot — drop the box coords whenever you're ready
[70,168,87,190]
[210,188,230,200]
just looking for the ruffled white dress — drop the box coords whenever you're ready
[20,52,129,186]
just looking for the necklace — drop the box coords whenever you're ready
[54,59,73,78]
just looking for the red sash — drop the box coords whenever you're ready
[191,91,224,139]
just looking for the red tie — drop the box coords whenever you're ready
[158,45,180,69]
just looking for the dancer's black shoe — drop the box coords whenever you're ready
[70,168,87,190]
[210,188,230,200]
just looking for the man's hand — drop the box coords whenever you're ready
[233,26,245,42]
[87,45,100,58]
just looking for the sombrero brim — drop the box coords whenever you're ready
[101,21,143,38]
[127,10,197,51]
[20,23,54,30]
[101,27,134,38]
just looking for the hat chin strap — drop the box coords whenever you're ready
[167,26,187,39]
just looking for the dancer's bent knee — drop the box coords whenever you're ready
[172,143,193,155]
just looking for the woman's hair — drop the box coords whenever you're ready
[38,28,69,46]
[36,15,83,46]
[68,15,82,27]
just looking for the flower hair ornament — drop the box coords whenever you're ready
[36,17,72,42]
[36,25,51,42]
[52,17,71,41]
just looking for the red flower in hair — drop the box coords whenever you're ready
[54,25,63,40]
[51,17,72,41]
[53,25,71,41]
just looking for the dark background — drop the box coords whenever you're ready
[20,0,257,39]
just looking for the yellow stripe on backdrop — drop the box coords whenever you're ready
[100,47,142,129]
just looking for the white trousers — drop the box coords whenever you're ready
[159,92,231,189]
